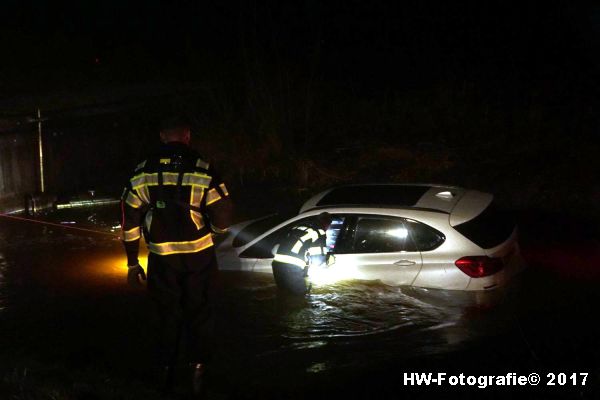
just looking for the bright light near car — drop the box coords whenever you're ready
[386,228,408,239]
[308,264,360,286]
[308,266,338,285]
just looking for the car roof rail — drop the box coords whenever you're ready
[302,205,450,214]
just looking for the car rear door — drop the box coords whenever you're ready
[331,215,423,286]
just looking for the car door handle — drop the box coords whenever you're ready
[394,259,416,266]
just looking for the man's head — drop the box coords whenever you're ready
[316,212,333,231]
[159,116,191,145]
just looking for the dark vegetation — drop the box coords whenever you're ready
[1,2,598,219]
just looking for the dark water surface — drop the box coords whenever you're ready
[0,206,598,399]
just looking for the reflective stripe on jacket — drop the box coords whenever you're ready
[120,142,232,256]
[273,225,327,268]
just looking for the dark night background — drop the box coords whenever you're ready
[1,1,600,399]
[1,0,599,215]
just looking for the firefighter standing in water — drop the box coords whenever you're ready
[120,117,232,396]
[272,212,332,294]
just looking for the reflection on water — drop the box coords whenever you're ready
[0,205,517,365]
[0,205,598,396]
[214,272,518,378]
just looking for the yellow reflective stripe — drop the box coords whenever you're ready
[136,185,150,204]
[135,160,146,171]
[191,211,204,230]
[182,173,212,187]
[122,226,141,241]
[206,188,221,205]
[125,191,144,208]
[190,186,204,230]
[300,229,318,243]
[196,158,209,169]
[273,254,307,268]
[148,234,213,255]
[210,224,228,234]
[131,172,211,190]
[131,173,156,189]
[291,239,304,254]
[159,158,171,164]
[219,183,229,196]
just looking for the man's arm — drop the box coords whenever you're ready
[120,182,148,266]
[204,168,233,233]
[306,228,329,267]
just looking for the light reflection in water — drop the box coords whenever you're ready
[218,272,516,375]
[0,204,524,384]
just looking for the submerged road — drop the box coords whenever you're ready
[0,206,599,399]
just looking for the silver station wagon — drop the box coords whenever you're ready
[216,184,524,291]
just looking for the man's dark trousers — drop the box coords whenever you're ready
[147,249,217,366]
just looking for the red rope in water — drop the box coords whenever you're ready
[0,213,119,237]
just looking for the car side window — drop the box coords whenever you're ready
[351,217,419,253]
[403,219,445,251]
[240,215,348,259]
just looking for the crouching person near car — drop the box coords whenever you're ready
[272,212,332,294]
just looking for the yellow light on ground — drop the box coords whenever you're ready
[90,250,149,281]
[138,253,148,268]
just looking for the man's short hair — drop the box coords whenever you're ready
[160,115,191,133]
[159,115,191,143]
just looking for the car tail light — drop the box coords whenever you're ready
[455,256,504,278]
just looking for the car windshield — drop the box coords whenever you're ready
[232,213,292,248]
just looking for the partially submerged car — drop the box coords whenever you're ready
[216,184,524,291]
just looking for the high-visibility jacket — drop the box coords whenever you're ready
[273,225,328,270]
[120,141,232,264]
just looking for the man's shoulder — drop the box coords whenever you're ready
[130,153,211,175]
[130,146,162,172]
[168,145,210,170]
[130,158,149,175]
[131,150,163,172]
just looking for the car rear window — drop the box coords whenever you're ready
[232,214,290,248]
[453,202,515,249]
[404,219,445,251]
[317,185,429,207]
